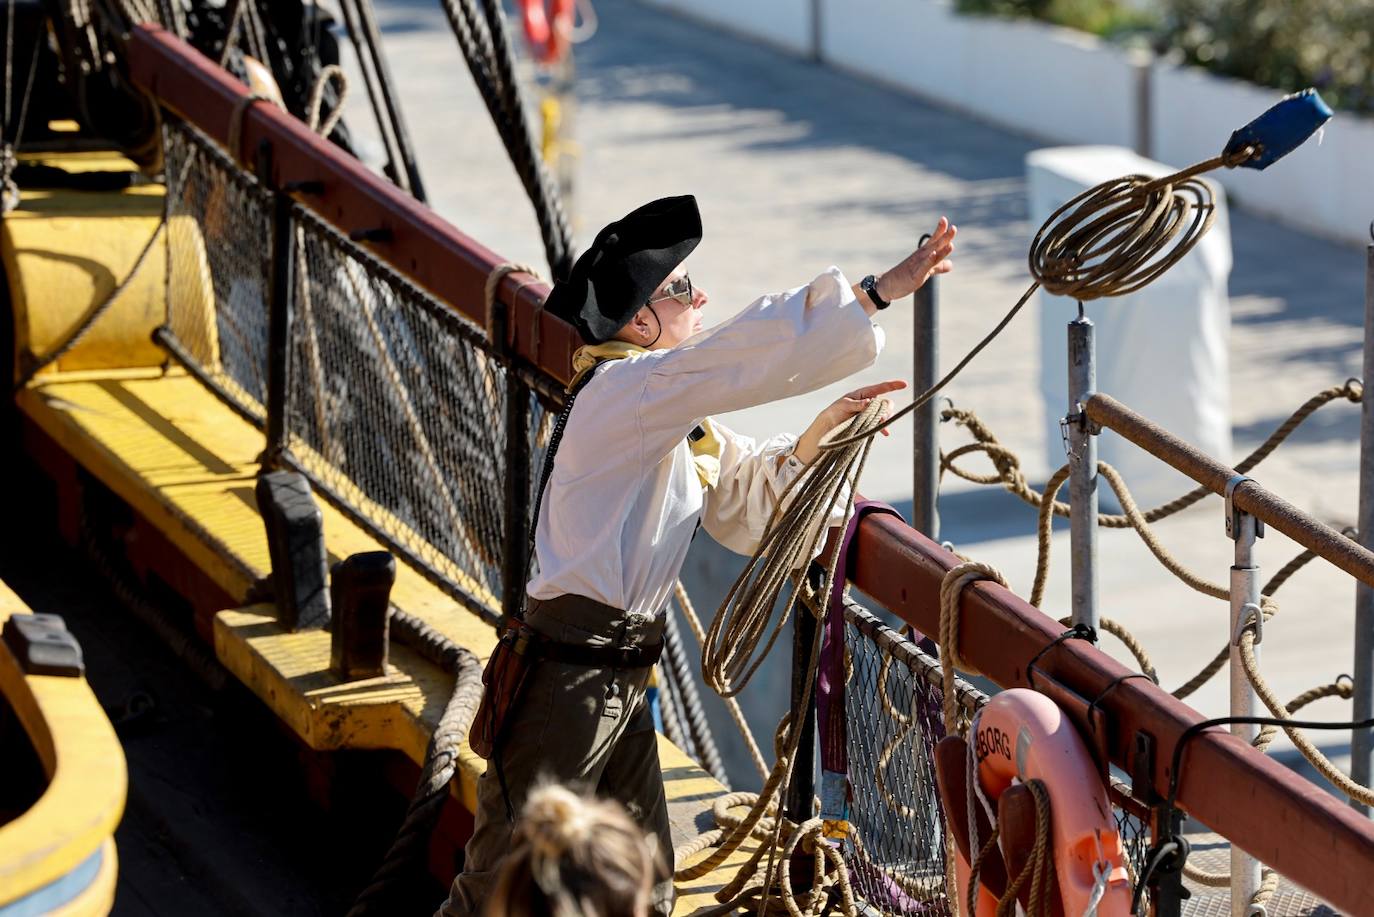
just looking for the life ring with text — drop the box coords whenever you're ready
[520,0,574,65]
[957,688,1134,915]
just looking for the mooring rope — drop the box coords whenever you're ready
[940,380,1362,528]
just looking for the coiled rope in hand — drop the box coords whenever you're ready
[693,398,888,916]
[823,145,1256,451]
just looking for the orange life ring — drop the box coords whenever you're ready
[956,689,1134,915]
[520,0,574,65]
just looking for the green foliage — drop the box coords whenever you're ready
[955,0,1157,41]
[1158,0,1374,113]
[955,0,1374,113]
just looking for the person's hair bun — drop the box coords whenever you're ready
[523,784,597,860]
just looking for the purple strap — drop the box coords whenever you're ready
[817,501,905,776]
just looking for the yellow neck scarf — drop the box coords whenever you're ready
[570,342,722,489]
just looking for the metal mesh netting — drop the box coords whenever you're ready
[162,119,273,423]
[841,601,983,915]
[841,602,1158,914]
[286,204,512,620]
[1110,787,1152,899]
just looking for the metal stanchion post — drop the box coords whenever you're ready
[1227,478,1263,915]
[1354,238,1374,815]
[1067,309,1099,629]
[259,140,293,467]
[913,235,940,540]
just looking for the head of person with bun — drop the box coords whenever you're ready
[544,195,708,351]
[485,784,664,917]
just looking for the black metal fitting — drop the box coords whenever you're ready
[330,551,394,680]
[283,179,325,195]
[255,471,330,631]
[2,613,84,677]
[348,226,393,244]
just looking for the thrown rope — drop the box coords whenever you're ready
[823,145,1255,451]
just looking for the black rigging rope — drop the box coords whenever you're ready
[437,0,575,281]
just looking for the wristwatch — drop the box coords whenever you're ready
[860,274,890,310]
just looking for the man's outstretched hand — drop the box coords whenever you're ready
[855,217,956,315]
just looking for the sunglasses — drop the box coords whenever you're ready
[647,272,693,308]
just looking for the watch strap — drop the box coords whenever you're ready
[861,274,890,310]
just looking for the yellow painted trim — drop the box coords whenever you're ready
[3,151,168,380]
[0,596,126,909]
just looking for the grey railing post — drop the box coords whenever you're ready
[913,234,940,540]
[495,302,533,621]
[1226,480,1263,914]
[1353,237,1374,814]
[259,139,293,467]
[1067,309,1099,629]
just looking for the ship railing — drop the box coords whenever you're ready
[124,23,1374,915]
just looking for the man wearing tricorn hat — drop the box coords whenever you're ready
[439,196,955,916]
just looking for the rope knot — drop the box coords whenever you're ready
[939,561,1009,736]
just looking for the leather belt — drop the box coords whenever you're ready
[537,639,664,669]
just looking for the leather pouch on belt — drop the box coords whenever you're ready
[471,619,540,760]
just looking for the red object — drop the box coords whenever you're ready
[520,0,574,65]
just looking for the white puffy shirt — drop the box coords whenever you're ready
[526,267,884,618]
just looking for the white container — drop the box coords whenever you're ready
[1028,146,1233,509]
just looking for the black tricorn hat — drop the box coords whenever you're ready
[546,195,702,344]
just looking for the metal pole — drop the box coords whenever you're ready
[1353,239,1374,814]
[260,140,293,467]
[1229,506,1263,914]
[1067,311,1099,629]
[913,236,940,540]
[501,372,532,619]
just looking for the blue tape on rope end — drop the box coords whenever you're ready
[1223,88,1333,170]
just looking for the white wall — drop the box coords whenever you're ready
[827,0,1144,148]
[638,0,1370,245]
[639,0,813,57]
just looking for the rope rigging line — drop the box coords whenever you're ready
[438,0,575,281]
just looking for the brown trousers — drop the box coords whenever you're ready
[436,594,674,917]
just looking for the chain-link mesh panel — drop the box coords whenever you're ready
[162,119,272,423]
[1109,785,1152,904]
[842,601,985,916]
[286,205,514,620]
